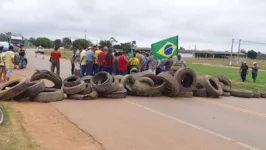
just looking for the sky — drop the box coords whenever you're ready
[1,0,266,52]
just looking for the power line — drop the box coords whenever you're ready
[241,40,266,45]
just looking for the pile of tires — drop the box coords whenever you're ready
[0,70,64,102]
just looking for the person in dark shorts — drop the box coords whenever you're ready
[239,61,249,82]
[252,62,258,83]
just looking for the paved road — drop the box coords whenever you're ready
[19,49,266,150]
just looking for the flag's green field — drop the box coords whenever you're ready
[188,64,266,92]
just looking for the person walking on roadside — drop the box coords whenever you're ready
[0,46,6,82]
[240,61,249,82]
[80,48,87,77]
[118,51,129,75]
[93,46,102,74]
[72,48,82,77]
[104,48,114,74]
[86,47,94,76]
[3,46,15,81]
[50,47,61,75]
[98,46,107,73]
[147,53,158,74]
[252,62,258,83]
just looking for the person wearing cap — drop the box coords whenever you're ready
[0,46,6,82]
[239,61,249,82]
[80,47,87,77]
[3,46,15,81]
[97,46,108,72]
[252,62,258,83]
[86,47,94,76]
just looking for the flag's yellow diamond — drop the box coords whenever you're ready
[157,42,177,58]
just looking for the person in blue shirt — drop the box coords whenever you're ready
[86,47,94,76]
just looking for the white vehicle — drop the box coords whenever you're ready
[35,46,44,54]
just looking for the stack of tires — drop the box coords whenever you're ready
[0,70,64,102]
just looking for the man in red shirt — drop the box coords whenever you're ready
[118,51,129,75]
[50,47,61,75]
[97,46,107,72]
[104,48,114,74]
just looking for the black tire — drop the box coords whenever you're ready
[222,92,231,97]
[195,80,204,89]
[170,66,181,71]
[193,88,208,97]
[131,70,154,80]
[215,76,232,87]
[253,92,261,98]
[68,91,98,100]
[202,75,223,97]
[120,75,136,93]
[138,77,155,87]
[63,76,81,87]
[103,89,127,98]
[31,89,64,103]
[105,76,120,94]
[157,72,180,97]
[0,78,29,101]
[178,92,193,98]
[79,83,93,95]
[114,75,123,83]
[261,92,266,98]
[132,81,152,96]
[19,59,27,69]
[174,68,197,92]
[168,70,176,76]
[0,107,4,125]
[63,80,86,95]
[116,84,125,92]
[13,80,45,101]
[43,88,57,92]
[30,70,62,89]
[81,75,93,83]
[91,72,112,93]
[230,89,254,98]
[148,79,167,97]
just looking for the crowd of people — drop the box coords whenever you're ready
[50,46,186,78]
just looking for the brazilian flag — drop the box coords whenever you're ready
[126,50,134,59]
[151,36,178,60]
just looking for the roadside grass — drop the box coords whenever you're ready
[185,57,266,70]
[188,64,266,92]
[44,49,73,60]
[0,103,42,150]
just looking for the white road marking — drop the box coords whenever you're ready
[124,100,258,150]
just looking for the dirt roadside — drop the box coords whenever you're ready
[1,72,103,150]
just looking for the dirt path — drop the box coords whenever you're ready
[11,102,103,150]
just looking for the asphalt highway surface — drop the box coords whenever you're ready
[19,49,266,150]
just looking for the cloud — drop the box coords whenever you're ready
[0,0,266,52]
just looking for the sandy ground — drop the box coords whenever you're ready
[10,102,103,150]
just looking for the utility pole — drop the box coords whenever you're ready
[194,45,197,50]
[230,38,234,66]
[237,39,241,64]
[84,29,87,40]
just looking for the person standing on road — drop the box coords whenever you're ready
[3,46,15,81]
[239,61,249,82]
[104,48,114,74]
[50,47,61,75]
[164,56,174,71]
[174,54,186,68]
[118,52,129,75]
[86,47,94,76]
[73,48,81,77]
[98,46,107,73]
[93,47,102,74]
[71,49,76,75]
[135,50,143,72]
[252,62,258,83]
[147,54,158,74]
[129,53,140,74]
[0,46,6,82]
[80,48,87,77]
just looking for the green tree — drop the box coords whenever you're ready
[0,33,8,41]
[99,40,112,48]
[113,44,122,49]
[62,37,72,49]
[247,50,257,59]
[120,42,133,51]
[72,39,93,50]
[35,37,53,48]
[29,37,36,46]
[54,39,62,48]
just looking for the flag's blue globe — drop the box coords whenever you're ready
[164,44,173,55]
